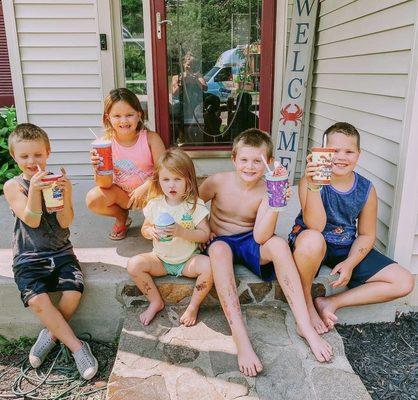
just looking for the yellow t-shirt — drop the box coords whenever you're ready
[143,196,209,264]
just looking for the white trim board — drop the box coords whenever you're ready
[97,0,117,99]
[3,1,27,122]
[389,2,418,273]
[143,0,155,131]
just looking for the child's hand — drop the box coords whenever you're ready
[163,223,184,239]
[330,261,353,288]
[285,186,292,202]
[56,168,72,193]
[146,225,160,241]
[127,186,146,209]
[200,232,216,251]
[304,154,320,185]
[90,148,102,171]
[29,170,51,192]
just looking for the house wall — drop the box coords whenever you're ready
[6,0,103,177]
[307,0,417,252]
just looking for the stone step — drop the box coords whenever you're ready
[120,264,328,308]
[106,305,372,400]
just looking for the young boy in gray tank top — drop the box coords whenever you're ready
[289,122,414,335]
[3,123,98,380]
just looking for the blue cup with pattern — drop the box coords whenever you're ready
[155,212,175,242]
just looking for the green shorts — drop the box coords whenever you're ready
[160,250,200,277]
[162,259,188,277]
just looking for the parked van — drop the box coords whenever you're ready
[203,47,246,102]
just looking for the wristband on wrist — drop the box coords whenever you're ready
[26,207,43,217]
[307,183,322,192]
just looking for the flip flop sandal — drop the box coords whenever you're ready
[108,217,132,240]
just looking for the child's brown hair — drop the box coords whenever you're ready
[103,88,146,140]
[8,123,51,157]
[147,148,199,212]
[324,122,360,150]
[232,128,273,159]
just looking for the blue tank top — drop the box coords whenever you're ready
[292,172,372,246]
[12,175,74,266]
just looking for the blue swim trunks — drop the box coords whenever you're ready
[322,243,395,288]
[289,233,394,288]
[207,231,275,281]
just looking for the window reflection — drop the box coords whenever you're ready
[166,0,262,147]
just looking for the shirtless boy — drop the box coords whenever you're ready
[199,129,333,377]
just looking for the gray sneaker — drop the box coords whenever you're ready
[29,329,57,368]
[72,341,98,380]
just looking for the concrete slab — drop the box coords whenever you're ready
[107,305,371,400]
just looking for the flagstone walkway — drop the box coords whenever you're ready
[107,305,371,400]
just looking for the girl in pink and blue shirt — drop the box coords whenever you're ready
[86,88,165,240]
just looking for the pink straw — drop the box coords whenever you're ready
[261,154,272,174]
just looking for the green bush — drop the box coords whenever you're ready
[0,107,20,193]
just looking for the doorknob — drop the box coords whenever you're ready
[156,12,172,40]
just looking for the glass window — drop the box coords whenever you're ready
[166,0,262,147]
[120,0,147,96]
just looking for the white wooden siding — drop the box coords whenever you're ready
[413,220,418,270]
[307,0,416,252]
[14,0,102,177]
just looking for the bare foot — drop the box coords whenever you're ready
[308,303,329,334]
[237,344,263,377]
[296,326,333,362]
[139,301,164,326]
[314,296,338,330]
[180,305,199,327]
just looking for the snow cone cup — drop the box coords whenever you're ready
[155,212,175,242]
[41,174,64,213]
[91,139,113,175]
[311,147,335,185]
[265,172,288,211]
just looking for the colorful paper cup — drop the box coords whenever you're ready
[91,139,113,176]
[311,147,335,185]
[41,174,64,213]
[265,172,288,211]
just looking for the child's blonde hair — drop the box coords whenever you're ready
[102,88,146,140]
[8,123,51,157]
[147,148,199,212]
[232,128,273,159]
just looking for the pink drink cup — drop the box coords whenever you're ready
[265,172,288,211]
[311,147,335,185]
[41,174,64,213]
[91,139,113,175]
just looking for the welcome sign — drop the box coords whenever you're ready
[274,0,319,184]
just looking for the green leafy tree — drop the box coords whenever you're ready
[0,107,20,193]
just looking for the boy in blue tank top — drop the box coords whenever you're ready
[289,122,414,334]
[3,123,98,380]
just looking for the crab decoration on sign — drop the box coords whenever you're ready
[279,104,304,126]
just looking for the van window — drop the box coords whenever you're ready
[214,67,233,82]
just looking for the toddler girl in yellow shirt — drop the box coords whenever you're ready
[127,148,212,326]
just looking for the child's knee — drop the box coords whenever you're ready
[295,229,326,257]
[28,293,49,312]
[396,267,415,297]
[61,290,82,304]
[264,236,289,255]
[85,188,101,210]
[127,256,147,277]
[208,241,231,259]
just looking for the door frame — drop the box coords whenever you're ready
[150,0,277,149]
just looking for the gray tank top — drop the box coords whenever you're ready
[12,175,74,266]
